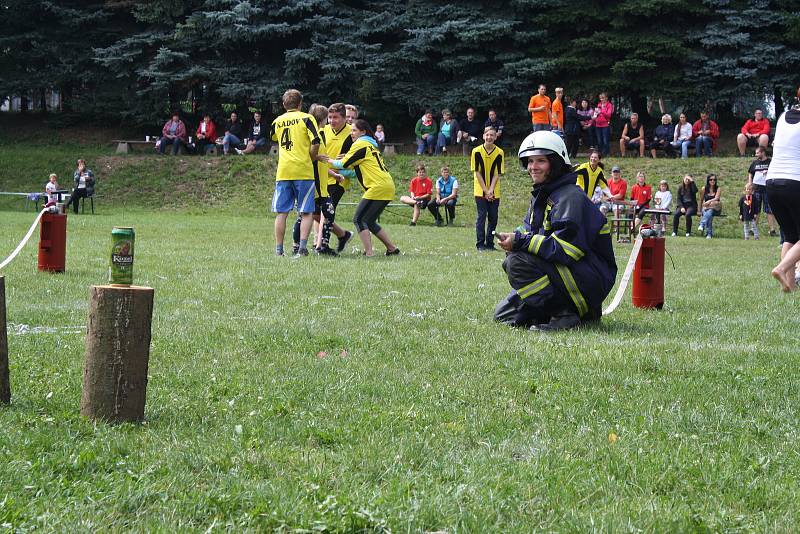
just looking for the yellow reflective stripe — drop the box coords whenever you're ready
[556,264,589,316]
[599,220,611,235]
[553,234,585,261]
[517,275,549,299]
[527,234,545,254]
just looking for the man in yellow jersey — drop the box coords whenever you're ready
[345,104,358,125]
[322,103,356,253]
[471,126,504,250]
[270,89,320,256]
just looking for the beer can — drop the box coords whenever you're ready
[109,227,135,285]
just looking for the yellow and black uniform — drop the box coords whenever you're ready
[471,144,505,198]
[322,123,354,189]
[314,130,329,199]
[574,162,608,198]
[270,109,320,181]
[336,138,395,201]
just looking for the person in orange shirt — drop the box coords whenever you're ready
[550,87,564,135]
[528,84,552,132]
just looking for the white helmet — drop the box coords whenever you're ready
[517,130,571,170]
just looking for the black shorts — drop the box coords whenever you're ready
[745,136,764,147]
[415,198,430,209]
[328,184,345,208]
[753,184,771,214]
[766,179,800,243]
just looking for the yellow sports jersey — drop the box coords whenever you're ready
[270,109,320,181]
[471,144,505,198]
[574,162,608,197]
[322,123,354,188]
[337,137,395,201]
[313,130,328,198]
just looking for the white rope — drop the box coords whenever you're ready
[0,208,48,271]
[602,235,643,316]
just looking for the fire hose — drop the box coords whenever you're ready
[0,208,49,271]
[602,235,643,316]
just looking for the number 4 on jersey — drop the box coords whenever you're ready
[280,129,293,151]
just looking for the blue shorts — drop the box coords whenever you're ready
[272,180,315,213]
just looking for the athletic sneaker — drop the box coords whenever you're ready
[769,230,777,237]
[292,244,300,255]
[235,148,244,155]
[706,234,712,239]
[698,224,704,232]
[293,248,309,258]
[435,219,443,227]
[685,233,691,237]
[317,246,338,256]
[385,248,400,256]
[337,231,353,253]
[671,232,677,237]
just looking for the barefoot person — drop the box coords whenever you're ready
[494,131,617,331]
[327,119,399,257]
[767,87,800,291]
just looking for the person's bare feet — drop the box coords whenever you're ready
[772,267,796,292]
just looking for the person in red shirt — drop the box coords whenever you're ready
[737,108,771,156]
[630,171,652,228]
[400,163,433,226]
[607,165,628,217]
[194,113,217,155]
[527,84,552,132]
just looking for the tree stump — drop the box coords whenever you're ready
[1,276,10,405]
[80,285,154,422]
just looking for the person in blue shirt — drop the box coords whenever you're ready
[495,131,617,331]
[435,109,459,155]
[428,166,459,226]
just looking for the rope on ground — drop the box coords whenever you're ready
[602,235,643,316]
[0,208,48,271]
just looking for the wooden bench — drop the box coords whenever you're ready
[113,140,155,154]
[382,143,403,156]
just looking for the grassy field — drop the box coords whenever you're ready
[1,141,799,530]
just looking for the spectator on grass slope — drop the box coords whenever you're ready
[692,111,719,157]
[458,107,483,156]
[415,110,438,155]
[671,113,693,159]
[577,98,595,150]
[747,146,777,236]
[222,112,244,156]
[429,166,459,226]
[592,93,613,156]
[672,174,698,237]
[159,111,187,155]
[650,114,674,158]
[737,108,771,156]
[618,112,645,158]
[485,109,505,147]
[739,182,760,240]
[194,113,217,155]
[436,109,459,155]
[698,173,722,239]
[237,111,269,155]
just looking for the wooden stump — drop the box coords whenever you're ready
[0,276,10,405]
[80,285,154,422]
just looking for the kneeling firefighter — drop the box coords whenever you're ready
[495,131,617,331]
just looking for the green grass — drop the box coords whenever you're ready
[1,206,799,530]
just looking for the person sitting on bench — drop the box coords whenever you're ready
[64,159,95,214]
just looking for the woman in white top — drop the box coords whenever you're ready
[671,113,693,159]
[768,87,800,291]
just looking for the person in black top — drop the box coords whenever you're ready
[650,114,675,158]
[618,112,645,157]
[563,96,581,158]
[672,174,698,236]
[458,107,483,156]
[237,111,269,155]
[222,111,244,155]
[485,109,505,147]
[747,146,776,236]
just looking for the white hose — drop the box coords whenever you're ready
[0,208,48,271]
[602,236,643,316]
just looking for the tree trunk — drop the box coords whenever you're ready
[0,276,10,405]
[774,86,785,119]
[80,285,154,422]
